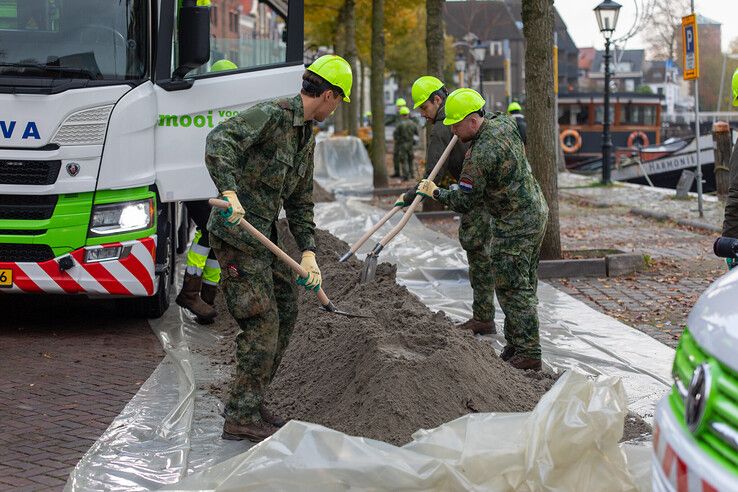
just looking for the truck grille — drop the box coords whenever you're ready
[0,195,58,220]
[0,160,61,185]
[0,244,54,262]
[671,329,738,470]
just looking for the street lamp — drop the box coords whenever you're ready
[594,0,621,184]
[472,41,486,103]
[454,55,467,87]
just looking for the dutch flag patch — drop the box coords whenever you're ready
[459,175,474,193]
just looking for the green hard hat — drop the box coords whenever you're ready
[443,88,486,125]
[307,55,353,102]
[412,75,444,109]
[364,111,372,117]
[733,68,738,107]
[399,106,410,115]
[507,101,522,113]
[211,59,237,72]
[395,97,407,107]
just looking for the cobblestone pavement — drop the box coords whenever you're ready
[408,190,725,348]
[0,296,164,491]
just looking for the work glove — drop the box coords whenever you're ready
[220,190,245,226]
[727,258,737,270]
[296,251,322,292]
[394,193,407,208]
[417,179,438,200]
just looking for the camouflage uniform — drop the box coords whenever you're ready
[436,113,548,359]
[206,94,316,425]
[393,118,417,178]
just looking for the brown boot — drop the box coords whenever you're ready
[456,319,497,335]
[507,354,542,371]
[260,404,287,427]
[175,273,217,321]
[200,282,218,306]
[221,418,279,442]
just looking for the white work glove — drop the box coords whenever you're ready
[417,179,439,200]
[221,190,245,226]
[296,251,322,292]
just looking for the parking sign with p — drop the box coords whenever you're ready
[682,14,699,80]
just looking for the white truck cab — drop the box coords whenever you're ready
[653,267,738,491]
[0,0,304,316]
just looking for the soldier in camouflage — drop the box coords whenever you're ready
[206,55,353,441]
[393,107,418,179]
[417,88,548,371]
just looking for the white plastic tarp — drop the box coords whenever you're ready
[167,372,650,492]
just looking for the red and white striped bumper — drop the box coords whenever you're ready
[0,236,156,297]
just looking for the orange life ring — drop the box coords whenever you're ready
[627,131,649,148]
[559,129,582,154]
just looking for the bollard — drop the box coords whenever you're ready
[712,121,732,199]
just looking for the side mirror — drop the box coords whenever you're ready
[173,4,210,80]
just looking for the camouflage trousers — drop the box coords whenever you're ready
[459,208,495,322]
[210,231,298,425]
[491,228,546,359]
[394,146,415,178]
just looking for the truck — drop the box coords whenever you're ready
[0,0,304,317]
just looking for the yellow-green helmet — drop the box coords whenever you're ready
[443,88,486,125]
[732,68,738,107]
[399,106,410,116]
[507,101,522,113]
[395,97,407,107]
[307,55,353,102]
[211,59,237,72]
[412,76,444,109]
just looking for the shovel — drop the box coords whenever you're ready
[360,135,459,283]
[339,205,403,262]
[209,198,371,319]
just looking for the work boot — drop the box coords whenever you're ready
[260,404,287,427]
[456,319,497,335]
[200,282,218,306]
[500,345,517,362]
[507,354,542,371]
[221,418,279,442]
[176,273,217,321]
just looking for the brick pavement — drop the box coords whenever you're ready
[0,295,164,491]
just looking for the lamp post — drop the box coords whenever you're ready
[454,55,467,88]
[472,41,486,102]
[594,0,621,185]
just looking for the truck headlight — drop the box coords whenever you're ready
[89,199,154,236]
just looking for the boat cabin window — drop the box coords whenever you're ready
[558,104,588,126]
[594,105,614,125]
[619,104,656,126]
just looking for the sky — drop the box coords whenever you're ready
[555,0,737,53]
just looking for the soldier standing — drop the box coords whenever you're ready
[391,97,408,177]
[393,106,417,180]
[416,88,548,371]
[205,55,353,441]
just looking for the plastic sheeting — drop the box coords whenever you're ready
[167,372,650,492]
[65,136,672,490]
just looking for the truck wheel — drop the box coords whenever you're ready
[118,204,174,319]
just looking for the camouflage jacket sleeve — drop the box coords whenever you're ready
[284,139,317,252]
[204,106,279,193]
[436,149,488,214]
[722,145,738,237]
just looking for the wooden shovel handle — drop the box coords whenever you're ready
[379,134,458,247]
[347,205,402,255]
[208,198,331,306]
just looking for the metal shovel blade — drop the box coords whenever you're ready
[360,252,378,284]
[321,301,373,319]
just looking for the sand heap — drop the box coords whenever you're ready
[259,224,555,445]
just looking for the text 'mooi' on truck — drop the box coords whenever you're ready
[0,0,304,316]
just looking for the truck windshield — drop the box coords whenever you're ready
[0,0,147,81]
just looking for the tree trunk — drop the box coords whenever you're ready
[370,0,387,187]
[359,59,366,124]
[345,0,359,136]
[426,0,444,79]
[333,5,348,134]
[522,0,561,260]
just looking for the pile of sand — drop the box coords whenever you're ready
[201,223,649,445]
